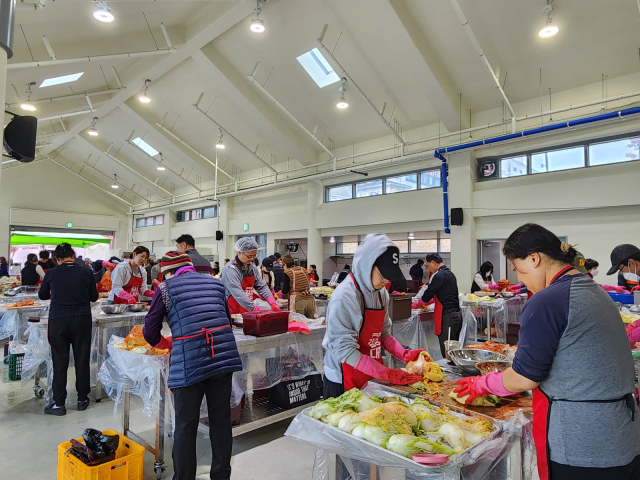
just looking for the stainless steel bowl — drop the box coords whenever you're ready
[448,349,507,374]
[101,304,128,314]
[475,360,512,376]
[628,305,640,313]
[501,292,515,298]
[128,303,146,312]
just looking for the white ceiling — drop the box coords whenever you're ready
[4,0,640,205]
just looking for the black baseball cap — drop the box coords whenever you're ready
[262,257,274,270]
[374,246,404,281]
[606,244,640,275]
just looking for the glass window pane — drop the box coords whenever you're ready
[255,235,267,246]
[589,137,640,166]
[411,239,437,252]
[203,207,216,218]
[338,242,359,254]
[393,240,409,253]
[183,211,190,221]
[531,147,584,174]
[192,209,202,220]
[146,217,154,226]
[420,170,441,188]
[355,180,383,198]
[439,238,451,252]
[155,215,163,225]
[327,185,353,201]
[500,156,528,177]
[136,218,145,228]
[386,174,417,194]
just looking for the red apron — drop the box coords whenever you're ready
[227,260,258,314]
[426,271,444,336]
[114,264,144,305]
[342,274,386,391]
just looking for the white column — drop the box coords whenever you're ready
[307,181,324,280]
[223,197,234,261]
[0,47,9,258]
[447,151,477,287]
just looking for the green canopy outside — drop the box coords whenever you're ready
[10,234,111,248]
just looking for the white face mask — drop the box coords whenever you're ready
[623,263,639,284]
[590,269,599,277]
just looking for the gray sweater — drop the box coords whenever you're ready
[221,257,272,312]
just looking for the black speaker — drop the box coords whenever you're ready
[4,115,37,162]
[215,230,223,241]
[451,208,464,226]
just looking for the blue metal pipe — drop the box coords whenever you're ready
[433,105,640,232]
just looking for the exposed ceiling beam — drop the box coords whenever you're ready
[6,88,122,108]
[387,0,468,132]
[39,1,257,157]
[192,45,317,165]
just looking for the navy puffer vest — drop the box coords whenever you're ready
[164,272,242,388]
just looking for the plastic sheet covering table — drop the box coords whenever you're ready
[285,382,533,480]
[459,299,507,344]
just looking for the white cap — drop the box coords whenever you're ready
[234,237,259,252]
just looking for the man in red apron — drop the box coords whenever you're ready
[221,237,280,315]
[322,234,424,399]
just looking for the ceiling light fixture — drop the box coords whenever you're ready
[138,79,151,103]
[408,232,415,240]
[329,236,335,243]
[336,78,348,109]
[88,117,99,136]
[20,82,37,111]
[156,152,166,171]
[111,174,119,189]
[250,0,266,33]
[539,1,558,38]
[215,128,225,149]
[93,1,114,23]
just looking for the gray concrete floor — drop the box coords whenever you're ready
[0,361,317,479]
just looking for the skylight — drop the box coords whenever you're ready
[39,72,84,88]
[132,137,159,157]
[296,48,340,88]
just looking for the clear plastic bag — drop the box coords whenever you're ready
[459,307,478,347]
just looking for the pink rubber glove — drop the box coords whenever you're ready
[382,335,424,363]
[627,319,640,347]
[118,290,138,304]
[142,289,155,298]
[354,354,423,385]
[266,296,281,311]
[632,285,640,293]
[412,298,426,309]
[155,336,173,352]
[453,371,515,404]
[252,305,265,312]
[288,321,311,334]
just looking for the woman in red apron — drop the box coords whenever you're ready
[322,237,424,399]
[108,246,155,304]
[221,237,280,315]
[453,224,640,480]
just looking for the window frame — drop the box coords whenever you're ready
[176,206,217,223]
[134,214,164,228]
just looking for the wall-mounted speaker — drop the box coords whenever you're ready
[4,115,37,162]
[451,208,464,226]
[215,230,223,241]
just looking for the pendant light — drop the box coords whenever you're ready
[111,174,119,189]
[215,128,225,149]
[407,232,415,240]
[88,117,99,137]
[138,79,151,103]
[336,78,348,109]
[329,236,336,243]
[250,0,265,33]
[539,1,559,38]
[93,1,115,23]
[156,153,166,171]
[20,83,37,112]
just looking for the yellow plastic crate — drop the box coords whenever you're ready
[57,430,145,480]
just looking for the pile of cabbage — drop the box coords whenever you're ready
[309,388,492,459]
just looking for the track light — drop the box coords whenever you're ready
[138,79,151,103]
[20,82,37,111]
[408,232,415,240]
[215,128,225,149]
[539,1,558,37]
[250,1,265,33]
[329,236,335,243]
[336,78,348,109]
[93,1,114,23]
[111,174,119,189]
[156,152,166,171]
[88,117,99,137]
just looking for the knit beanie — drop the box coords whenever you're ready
[160,251,193,279]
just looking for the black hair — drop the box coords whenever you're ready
[132,246,150,257]
[39,250,50,260]
[584,258,599,270]
[176,234,195,247]
[426,253,443,264]
[344,264,351,270]
[479,261,494,280]
[27,253,38,263]
[417,259,424,266]
[0,257,7,264]
[54,243,75,260]
[310,264,317,270]
[503,223,577,265]
[274,253,281,259]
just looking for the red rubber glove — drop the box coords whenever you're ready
[266,296,281,311]
[354,354,423,385]
[381,336,425,363]
[155,336,172,352]
[142,289,155,298]
[118,290,138,304]
[632,285,640,293]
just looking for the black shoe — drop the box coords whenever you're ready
[77,399,90,411]
[44,404,67,416]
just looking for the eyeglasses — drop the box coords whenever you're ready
[241,252,257,260]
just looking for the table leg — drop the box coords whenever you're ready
[94,327,103,402]
[155,370,166,473]
[123,391,130,434]
[486,307,493,342]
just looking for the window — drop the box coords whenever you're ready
[337,242,359,255]
[439,238,451,252]
[177,206,216,222]
[135,215,163,228]
[327,184,353,202]
[131,137,159,157]
[411,239,437,252]
[386,174,417,194]
[531,146,584,174]
[296,48,341,88]
[589,137,640,166]
[420,170,441,189]
[500,156,527,178]
[393,240,409,253]
[355,180,382,198]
